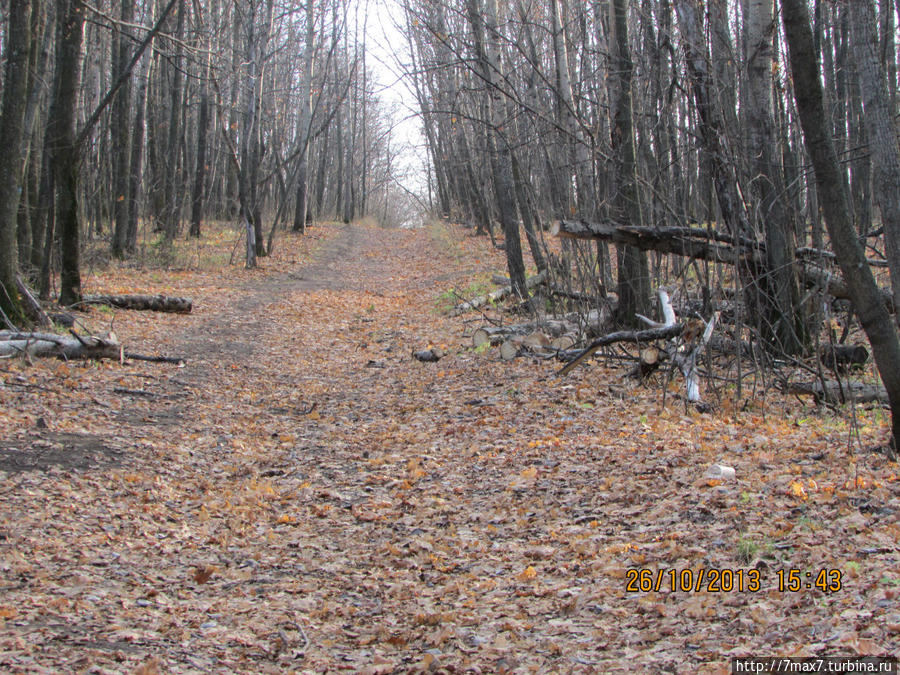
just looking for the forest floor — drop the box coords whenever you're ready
[0,220,898,674]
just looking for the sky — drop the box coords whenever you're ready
[358,0,430,197]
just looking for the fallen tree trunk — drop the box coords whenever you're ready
[79,294,193,313]
[787,380,889,405]
[450,272,545,316]
[0,331,121,360]
[552,219,894,312]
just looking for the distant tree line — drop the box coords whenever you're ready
[0,0,415,322]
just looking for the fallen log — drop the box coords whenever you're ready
[450,272,546,316]
[0,330,121,360]
[553,219,894,313]
[124,351,186,364]
[787,381,888,405]
[552,219,762,266]
[79,294,193,313]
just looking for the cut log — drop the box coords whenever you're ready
[472,325,530,348]
[499,340,519,361]
[472,318,579,349]
[450,272,546,316]
[79,294,193,313]
[0,331,121,360]
[550,334,577,351]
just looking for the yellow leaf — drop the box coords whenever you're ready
[789,480,808,500]
[518,565,538,581]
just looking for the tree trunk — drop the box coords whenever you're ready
[744,0,807,353]
[292,0,315,233]
[126,53,151,253]
[50,0,86,307]
[190,54,211,238]
[782,0,900,450]
[161,0,186,241]
[848,0,900,315]
[466,0,527,298]
[110,0,134,258]
[0,0,34,326]
[610,0,651,326]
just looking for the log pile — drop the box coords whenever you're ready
[556,289,718,406]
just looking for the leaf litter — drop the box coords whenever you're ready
[0,221,898,673]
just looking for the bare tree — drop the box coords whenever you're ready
[0,0,34,324]
[782,0,900,451]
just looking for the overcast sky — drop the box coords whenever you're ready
[360,0,429,196]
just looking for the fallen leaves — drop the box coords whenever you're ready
[0,221,897,672]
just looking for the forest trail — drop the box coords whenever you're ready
[1,222,898,673]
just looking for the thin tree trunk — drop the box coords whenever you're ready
[126,53,151,253]
[110,0,134,258]
[293,0,315,233]
[162,0,186,241]
[467,0,527,297]
[190,55,210,238]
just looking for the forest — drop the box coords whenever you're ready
[0,0,899,671]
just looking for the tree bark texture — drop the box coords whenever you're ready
[0,0,34,325]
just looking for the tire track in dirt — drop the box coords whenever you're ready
[170,223,389,364]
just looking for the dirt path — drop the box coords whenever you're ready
[1,222,898,673]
